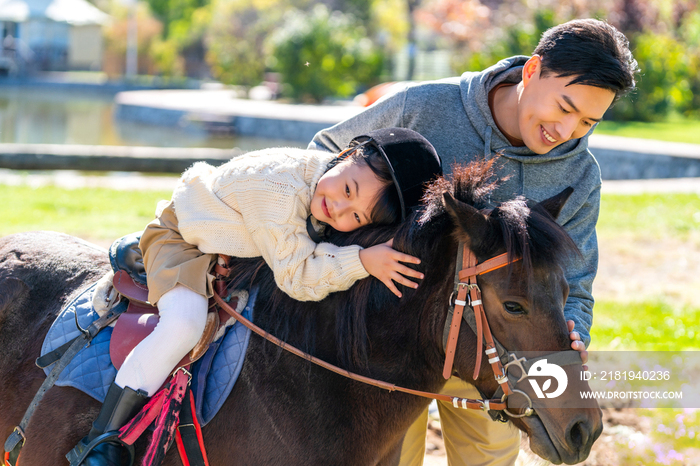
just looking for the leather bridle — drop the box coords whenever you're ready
[443,242,583,421]
[442,242,537,419]
[213,240,582,419]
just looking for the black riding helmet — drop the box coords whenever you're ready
[350,127,443,221]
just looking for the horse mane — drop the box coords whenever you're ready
[224,158,579,371]
[411,158,581,296]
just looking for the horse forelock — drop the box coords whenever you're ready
[420,159,502,222]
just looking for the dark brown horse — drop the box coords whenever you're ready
[0,160,601,465]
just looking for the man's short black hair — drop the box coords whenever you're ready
[533,19,639,103]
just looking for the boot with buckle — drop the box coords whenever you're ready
[66,382,148,466]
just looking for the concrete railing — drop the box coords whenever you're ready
[589,135,700,180]
[1,86,697,179]
[0,144,239,173]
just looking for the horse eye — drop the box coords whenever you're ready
[503,302,525,315]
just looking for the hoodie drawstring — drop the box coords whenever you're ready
[483,126,493,159]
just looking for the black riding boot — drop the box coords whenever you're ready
[66,382,149,466]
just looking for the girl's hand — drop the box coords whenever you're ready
[567,320,588,371]
[359,239,423,298]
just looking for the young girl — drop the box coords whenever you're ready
[70,128,442,465]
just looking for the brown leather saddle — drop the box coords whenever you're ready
[110,270,235,372]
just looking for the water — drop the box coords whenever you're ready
[0,86,302,150]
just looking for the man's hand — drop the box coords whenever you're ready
[567,320,588,371]
[359,239,423,298]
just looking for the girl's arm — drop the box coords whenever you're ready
[251,223,423,301]
[251,221,370,301]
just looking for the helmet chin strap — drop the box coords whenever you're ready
[306,216,324,244]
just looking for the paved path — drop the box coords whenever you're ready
[115,90,362,143]
[0,169,180,191]
[116,90,363,124]
[601,177,700,194]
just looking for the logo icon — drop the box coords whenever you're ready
[528,359,568,398]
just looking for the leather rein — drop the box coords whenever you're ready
[212,242,580,417]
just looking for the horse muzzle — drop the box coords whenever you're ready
[521,407,603,465]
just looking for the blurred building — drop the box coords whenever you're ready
[0,0,109,74]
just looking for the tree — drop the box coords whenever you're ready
[269,4,385,102]
[414,0,700,121]
[102,2,164,77]
[205,0,296,86]
[140,0,212,77]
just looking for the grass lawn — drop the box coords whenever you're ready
[3,185,171,242]
[8,183,697,346]
[596,118,700,145]
[5,184,698,351]
[589,299,700,351]
[598,192,700,241]
[5,184,699,241]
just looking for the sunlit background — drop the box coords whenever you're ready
[0,0,699,465]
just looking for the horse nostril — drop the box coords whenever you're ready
[568,420,590,450]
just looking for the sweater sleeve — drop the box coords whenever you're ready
[173,153,369,301]
[308,85,408,152]
[245,214,369,302]
[226,166,370,302]
[561,183,600,348]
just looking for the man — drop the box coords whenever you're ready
[309,18,639,466]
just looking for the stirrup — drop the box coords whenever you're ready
[65,431,135,466]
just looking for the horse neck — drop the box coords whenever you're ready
[358,233,459,391]
[246,221,460,391]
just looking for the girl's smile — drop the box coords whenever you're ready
[311,159,386,232]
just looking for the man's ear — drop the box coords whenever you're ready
[522,55,542,86]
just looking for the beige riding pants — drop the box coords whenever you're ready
[139,200,217,305]
[399,377,520,466]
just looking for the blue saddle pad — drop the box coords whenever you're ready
[41,282,257,426]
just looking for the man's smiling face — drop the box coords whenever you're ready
[516,56,615,154]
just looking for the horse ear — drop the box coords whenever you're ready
[537,187,574,220]
[443,192,490,246]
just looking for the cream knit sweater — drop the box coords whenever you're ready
[171,147,369,301]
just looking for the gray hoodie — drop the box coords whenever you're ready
[309,56,600,346]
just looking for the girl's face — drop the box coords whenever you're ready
[310,159,386,232]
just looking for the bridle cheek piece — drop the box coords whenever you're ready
[442,243,528,417]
